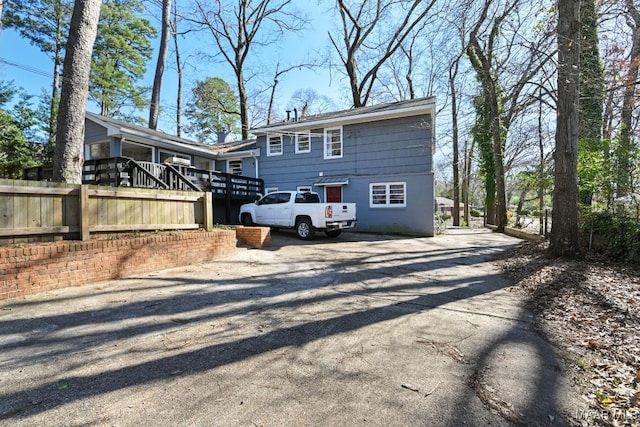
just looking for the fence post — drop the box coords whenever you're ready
[79,184,90,241]
[544,208,549,238]
[203,192,213,231]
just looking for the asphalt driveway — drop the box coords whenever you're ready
[0,228,584,426]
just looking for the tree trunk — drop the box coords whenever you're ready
[149,0,171,130]
[171,1,182,137]
[53,0,102,184]
[468,34,508,231]
[463,138,473,226]
[46,13,66,161]
[489,86,508,232]
[550,0,581,257]
[237,68,249,140]
[538,88,545,236]
[449,60,460,226]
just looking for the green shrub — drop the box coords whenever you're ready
[581,211,640,262]
[470,209,482,217]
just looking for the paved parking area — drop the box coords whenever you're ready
[0,228,583,426]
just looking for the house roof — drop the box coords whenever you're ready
[436,197,464,207]
[85,112,258,158]
[250,97,436,135]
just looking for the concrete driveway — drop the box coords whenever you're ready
[0,228,583,426]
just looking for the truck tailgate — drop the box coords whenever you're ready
[327,203,356,221]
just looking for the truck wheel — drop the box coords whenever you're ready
[241,213,253,226]
[296,219,315,240]
[325,230,342,238]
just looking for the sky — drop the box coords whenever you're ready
[0,0,455,177]
[0,0,351,136]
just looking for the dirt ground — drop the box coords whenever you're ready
[496,240,640,426]
[0,228,586,426]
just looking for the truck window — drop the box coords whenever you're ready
[295,192,320,203]
[276,193,291,204]
[259,194,278,205]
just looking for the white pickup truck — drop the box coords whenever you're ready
[239,191,357,239]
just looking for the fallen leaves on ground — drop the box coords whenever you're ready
[496,241,640,426]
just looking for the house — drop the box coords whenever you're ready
[250,97,436,236]
[81,112,262,224]
[84,112,259,176]
[436,197,465,216]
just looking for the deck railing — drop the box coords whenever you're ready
[25,158,263,201]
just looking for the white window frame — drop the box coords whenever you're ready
[297,185,312,193]
[227,159,242,175]
[295,131,311,153]
[324,127,343,159]
[264,187,278,194]
[369,182,407,208]
[267,134,283,156]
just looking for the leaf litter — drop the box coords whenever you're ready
[495,241,640,426]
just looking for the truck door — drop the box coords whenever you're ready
[255,193,278,224]
[272,192,292,226]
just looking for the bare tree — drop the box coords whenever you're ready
[53,0,101,183]
[149,0,172,129]
[190,0,305,139]
[550,0,581,257]
[329,0,438,107]
[266,61,318,124]
[465,0,555,231]
[449,51,463,226]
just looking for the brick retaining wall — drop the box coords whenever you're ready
[0,230,238,301]
[235,226,271,249]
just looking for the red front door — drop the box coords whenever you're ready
[326,186,342,203]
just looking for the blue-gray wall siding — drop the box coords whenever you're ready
[213,158,257,176]
[84,120,108,144]
[255,114,435,235]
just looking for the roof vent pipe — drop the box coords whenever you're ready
[294,108,298,121]
[286,110,291,121]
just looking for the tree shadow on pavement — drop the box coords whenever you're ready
[0,230,576,425]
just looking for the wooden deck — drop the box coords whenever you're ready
[23,158,264,224]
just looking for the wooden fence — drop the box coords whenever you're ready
[0,179,213,243]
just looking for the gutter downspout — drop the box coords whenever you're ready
[251,152,259,177]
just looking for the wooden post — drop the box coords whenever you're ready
[79,184,90,241]
[225,174,232,224]
[203,192,213,231]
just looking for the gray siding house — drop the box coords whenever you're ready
[250,97,436,236]
[83,112,259,176]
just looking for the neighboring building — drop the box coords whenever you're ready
[250,97,436,236]
[436,197,465,216]
[84,112,259,176]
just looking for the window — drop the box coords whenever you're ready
[123,142,153,162]
[89,142,110,160]
[276,193,291,204]
[295,192,320,203]
[370,182,406,207]
[324,127,342,159]
[295,131,311,153]
[159,150,190,164]
[267,134,282,156]
[259,194,278,205]
[227,159,242,175]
